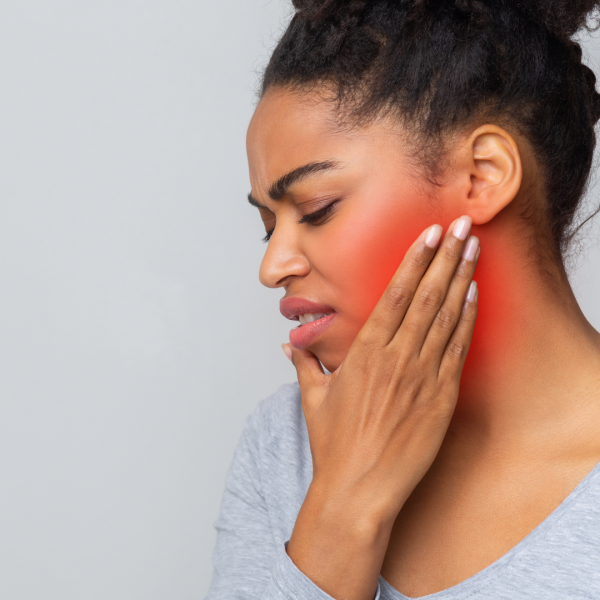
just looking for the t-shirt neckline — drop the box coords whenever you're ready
[379,454,600,600]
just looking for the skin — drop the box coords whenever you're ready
[246,88,600,599]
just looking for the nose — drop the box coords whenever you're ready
[258,224,310,289]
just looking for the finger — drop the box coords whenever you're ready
[284,343,327,397]
[420,236,480,362]
[393,215,473,350]
[438,279,479,380]
[359,223,444,348]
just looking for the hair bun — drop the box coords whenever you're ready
[294,0,599,38]
[518,1,600,40]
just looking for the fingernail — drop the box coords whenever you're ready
[466,281,478,303]
[462,236,479,261]
[453,216,472,241]
[282,343,292,361]
[424,224,443,248]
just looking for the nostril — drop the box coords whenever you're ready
[259,251,310,289]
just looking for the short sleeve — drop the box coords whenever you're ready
[204,412,381,600]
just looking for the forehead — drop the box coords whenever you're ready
[246,89,402,195]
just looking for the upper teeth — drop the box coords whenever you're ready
[298,313,331,326]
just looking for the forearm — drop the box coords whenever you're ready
[286,479,395,600]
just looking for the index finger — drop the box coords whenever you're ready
[357,223,444,348]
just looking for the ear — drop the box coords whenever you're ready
[453,124,523,225]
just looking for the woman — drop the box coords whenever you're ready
[207,1,600,598]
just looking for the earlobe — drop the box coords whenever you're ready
[464,125,522,225]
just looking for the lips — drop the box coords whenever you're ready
[279,297,336,320]
[280,296,337,350]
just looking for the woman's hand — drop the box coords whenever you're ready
[284,216,480,600]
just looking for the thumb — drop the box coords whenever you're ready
[282,343,327,392]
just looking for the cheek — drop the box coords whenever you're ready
[315,188,437,331]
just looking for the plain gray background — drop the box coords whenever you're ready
[0,2,598,599]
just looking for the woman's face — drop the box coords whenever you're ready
[246,89,456,372]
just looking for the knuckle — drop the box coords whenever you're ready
[445,340,466,361]
[387,284,413,310]
[416,284,443,311]
[434,307,457,331]
[408,248,431,269]
[453,260,473,282]
[441,241,463,262]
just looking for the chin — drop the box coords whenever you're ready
[309,344,346,375]
[308,325,358,374]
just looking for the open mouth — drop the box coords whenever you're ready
[296,312,335,327]
[280,297,337,350]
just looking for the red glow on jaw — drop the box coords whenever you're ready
[294,190,436,367]
[303,203,518,383]
[320,199,431,329]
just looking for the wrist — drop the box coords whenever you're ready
[304,476,397,544]
[286,478,393,600]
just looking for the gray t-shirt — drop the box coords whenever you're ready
[206,382,600,599]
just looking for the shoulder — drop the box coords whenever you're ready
[242,382,313,508]
[245,381,305,448]
[223,382,307,489]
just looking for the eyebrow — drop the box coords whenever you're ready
[247,160,341,208]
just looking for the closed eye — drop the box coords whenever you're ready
[297,200,339,225]
[262,200,340,243]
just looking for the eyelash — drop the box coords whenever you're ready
[262,200,338,243]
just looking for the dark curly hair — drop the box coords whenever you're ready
[260,0,600,267]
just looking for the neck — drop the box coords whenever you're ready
[453,221,600,452]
